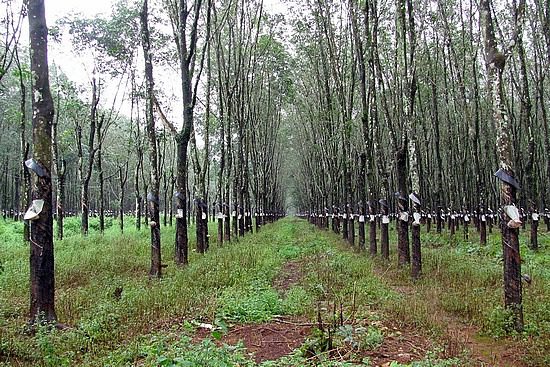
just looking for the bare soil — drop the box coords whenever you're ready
[333,318,432,366]
[272,258,307,294]
[389,285,527,367]
[440,314,527,367]
[194,317,312,362]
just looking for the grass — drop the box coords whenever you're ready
[363,220,550,366]
[0,216,548,366]
[1,216,332,366]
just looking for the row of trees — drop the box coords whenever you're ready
[287,0,549,333]
[1,0,289,324]
[2,0,547,334]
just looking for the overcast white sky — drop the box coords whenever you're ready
[45,0,286,19]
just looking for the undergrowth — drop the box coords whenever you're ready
[1,217,548,366]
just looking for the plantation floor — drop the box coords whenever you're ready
[1,217,548,366]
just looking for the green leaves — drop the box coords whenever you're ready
[149,337,255,367]
[57,1,141,74]
[218,280,283,322]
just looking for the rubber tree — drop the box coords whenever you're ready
[190,0,212,254]
[140,0,162,278]
[161,0,210,265]
[58,3,140,235]
[480,0,524,332]
[14,49,31,242]
[28,0,56,324]
[402,0,421,280]
[0,0,24,84]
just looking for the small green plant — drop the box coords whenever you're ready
[35,321,70,367]
[387,348,461,366]
[361,326,384,350]
[218,285,280,322]
[79,301,122,347]
[482,306,516,337]
[281,286,312,315]
[146,336,255,367]
[335,324,384,350]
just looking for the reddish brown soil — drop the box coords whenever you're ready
[310,317,431,366]
[389,285,527,367]
[272,259,306,294]
[194,318,312,362]
[192,315,435,365]
[191,259,313,362]
[362,321,431,366]
[440,315,527,367]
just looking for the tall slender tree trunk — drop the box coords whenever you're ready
[28,0,56,323]
[134,155,142,231]
[380,200,389,260]
[368,201,377,256]
[358,154,366,250]
[119,162,128,233]
[51,85,65,240]
[481,0,523,332]
[173,0,206,265]
[175,140,189,265]
[96,117,105,234]
[515,2,536,250]
[141,0,161,277]
[79,78,99,236]
[396,147,410,266]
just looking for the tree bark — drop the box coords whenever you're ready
[380,201,389,260]
[52,91,65,240]
[119,162,128,233]
[396,148,410,266]
[140,0,161,277]
[481,0,523,332]
[173,0,206,264]
[96,116,105,234]
[28,0,56,323]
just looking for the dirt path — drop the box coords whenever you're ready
[193,259,313,363]
[390,285,526,367]
[194,317,313,363]
[272,258,307,294]
[192,257,436,365]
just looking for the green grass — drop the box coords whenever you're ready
[363,221,550,366]
[1,217,548,366]
[1,217,337,366]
